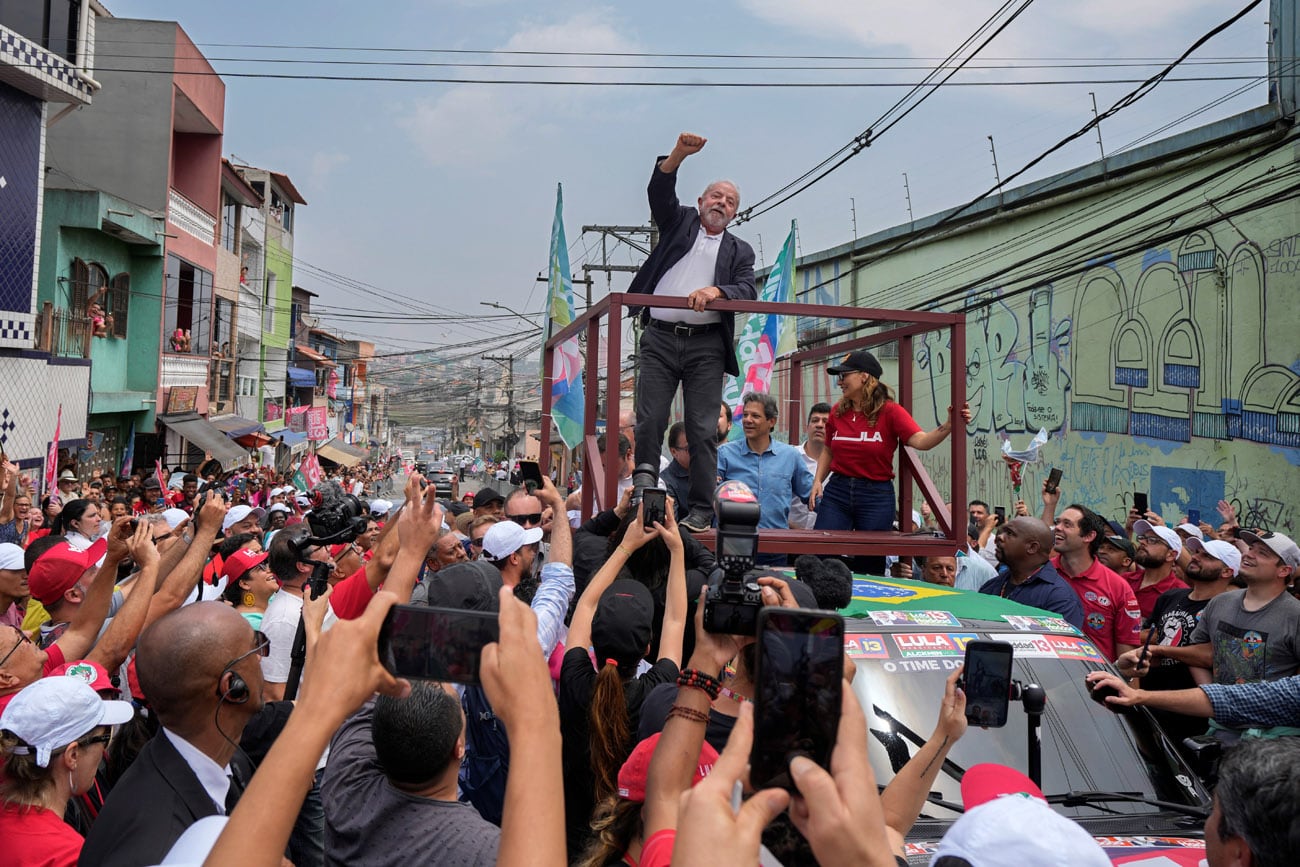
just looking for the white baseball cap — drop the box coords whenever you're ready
[1134,519,1182,555]
[1183,536,1242,576]
[267,503,291,515]
[1237,530,1300,569]
[1175,522,1205,541]
[369,499,393,516]
[0,543,25,571]
[481,520,543,561]
[0,677,133,767]
[161,508,190,531]
[222,505,266,533]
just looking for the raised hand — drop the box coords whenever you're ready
[674,132,707,156]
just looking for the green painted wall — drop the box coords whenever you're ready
[784,126,1300,533]
[261,239,293,350]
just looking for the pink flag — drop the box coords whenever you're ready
[301,453,323,490]
[43,404,62,498]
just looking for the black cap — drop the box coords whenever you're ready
[827,350,883,378]
[1101,535,1136,559]
[423,561,503,612]
[472,488,505,509]
[592,579,654,669]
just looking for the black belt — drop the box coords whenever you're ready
[646,318,721,336]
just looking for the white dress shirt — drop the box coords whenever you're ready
[652,228,723,324]
[163,727,232,814]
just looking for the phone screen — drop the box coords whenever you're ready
[962,640,1014,727]
[994,506,1006,523]
[1046,467,1063,494]
[641,488,666,528]
[378,605,499,685]
[1133,492,1149,515]
[750,609,844,791]
[1187,508,1201,525]
[518,461,543,488]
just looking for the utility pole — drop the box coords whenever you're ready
[1088,92,1106,161]
[987,135,1003,206]
[579,224,654,298]
[483,354,516,456]
[850,196,859,239]
[901,174,914,226]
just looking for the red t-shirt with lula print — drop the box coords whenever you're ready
[825,401,922,481]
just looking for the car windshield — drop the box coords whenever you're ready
[848,624,1207,832]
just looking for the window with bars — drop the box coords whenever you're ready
[69,259,128,337]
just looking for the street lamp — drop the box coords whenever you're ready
[479,301,541,330]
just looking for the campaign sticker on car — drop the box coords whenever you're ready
[892,632,979,657]
[986,633,1058,658]
[844,634,891,659]
[1046,635,1105,662]
[1001,614,1081,635]
[869,609,962,627]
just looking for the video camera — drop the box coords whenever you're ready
[703,481,764,635]
[305,480,370,540]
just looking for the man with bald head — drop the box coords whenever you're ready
[629,132,756,533]
[979,517,1085,630]
[80,602,264,867]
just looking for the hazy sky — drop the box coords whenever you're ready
[107,0,1270,361]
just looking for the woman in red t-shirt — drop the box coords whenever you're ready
[811,350,969,571]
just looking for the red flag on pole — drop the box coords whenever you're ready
[43,404,62,500]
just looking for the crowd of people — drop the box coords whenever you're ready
[0,128,1296,867]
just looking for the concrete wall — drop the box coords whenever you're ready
[777,122,1300,533]
[43,18,175,212]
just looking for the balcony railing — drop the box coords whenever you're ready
[160,353,210,389]
[168,189,216,245]
[34,302,91,359]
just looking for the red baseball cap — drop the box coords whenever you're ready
[27,538,107,606]
[960,763,1046,809]
[222,547,270,584]
[49,658,120,697]
[616,733,718,803]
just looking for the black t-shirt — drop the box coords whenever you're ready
[1143,588,1212,744]
[637,682,737,754]
[558,647,678,857]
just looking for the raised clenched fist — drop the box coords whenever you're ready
[675,132,707,155]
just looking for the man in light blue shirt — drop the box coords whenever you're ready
[716,392,813,566]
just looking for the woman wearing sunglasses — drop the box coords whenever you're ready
[811,350,971,575]
[0,676,134,866]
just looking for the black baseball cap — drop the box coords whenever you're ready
[423,561,503,612]
[1101,535,1136,559]
[592,580,654,670]
[827,350,883,379]
[472,488,505,509]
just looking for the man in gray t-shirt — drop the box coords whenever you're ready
[1190,588,1300,685]
[322,688,500,866]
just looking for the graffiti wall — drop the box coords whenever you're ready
[785,133,1300,533]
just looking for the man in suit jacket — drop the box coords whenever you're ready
[80,603,265,867]
[629,132,756,532]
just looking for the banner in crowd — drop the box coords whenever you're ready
[306,407,329,441]
[43,404,62,498]
[120,419,135,477]
[264,400,283,422]
[544,183,585,449]
[721,221,798,436]
[294,452,323,491]
[287,405,308,433]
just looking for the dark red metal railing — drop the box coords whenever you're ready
[540,293,967,559]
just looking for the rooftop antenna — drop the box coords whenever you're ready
[902,173,914,226]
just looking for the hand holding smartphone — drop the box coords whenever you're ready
[750,608,844,791]
[960,640,1013,727]
[1133,491,1149,515]
[518,460,543,489]
[640,488,666,529]
[1045,467,1063,494]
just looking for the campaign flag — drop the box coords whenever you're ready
[300,452,323,490]
[327,369,339,399]
[120,419,136,477]
[43,404,63,498]
[721,221,798,437]
[306,407,329,441]
[544,183,585,449]
[154,458,165,490]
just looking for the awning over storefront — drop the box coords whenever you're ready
[316,437,368,467]
[287,366,317,388]
[210,415,264,439]
[277,429,309,455]
[295,345,335,367]
[158,413,248,471]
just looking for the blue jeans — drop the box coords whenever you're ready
[288,768,325,867]
[814,476,895,576]
[634,325,727,515]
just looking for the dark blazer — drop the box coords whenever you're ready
[80,731,249,867]
[627,158,757,377]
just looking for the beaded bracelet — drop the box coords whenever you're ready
[667,704,711,724]
[676,668,722,701]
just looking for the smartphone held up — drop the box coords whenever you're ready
[750,608,844,791]
[961,640,1014,728]
[378,604,499,685]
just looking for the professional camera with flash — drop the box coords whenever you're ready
[703,481,764,635]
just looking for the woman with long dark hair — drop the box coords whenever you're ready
[47,499,101,551]
[559,501,687,857]
[811,350,970,573]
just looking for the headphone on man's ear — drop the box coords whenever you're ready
[217,670,250,705]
